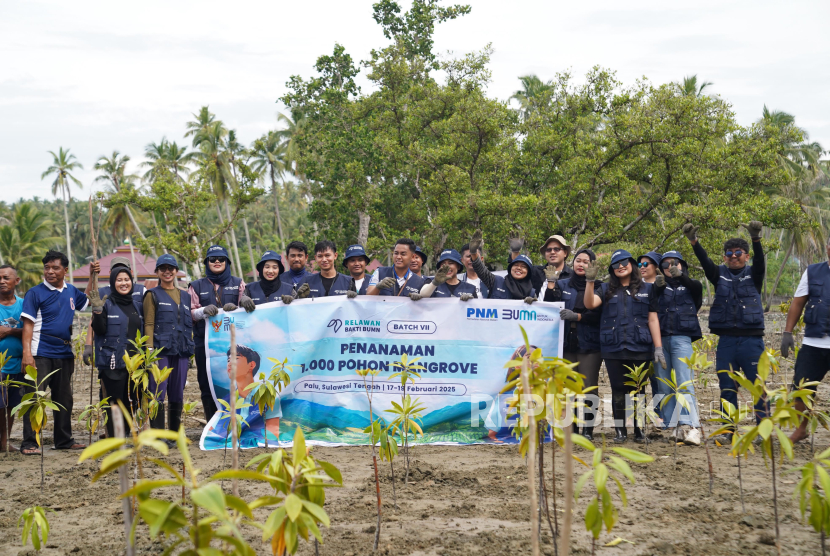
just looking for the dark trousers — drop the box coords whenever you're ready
[605,357,651,429]
[716,335,766,422]
[195,347,217,420]
[565,351,603,429]
[21,357,77,450]
[151,355,189,403]
[793,344,830,392]
[100,370,138,439]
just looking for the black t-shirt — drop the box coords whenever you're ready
[321,275,336,296]
[446,282,460,296]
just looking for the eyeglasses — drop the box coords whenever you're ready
[157,265,177,272]
[661,260,676,269]
[611,260,630,270]
[207,256,225,264]
[724,250,744,258]
[545,247,564,253]
[638,261,650,268]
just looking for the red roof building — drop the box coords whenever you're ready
[74,244,186,291]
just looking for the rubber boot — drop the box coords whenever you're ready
[612,391,628,443]
[633,416,646,444]
[150,402,166,430]
[582,395,595,441]
[167,402,183,448]
[202,395,217,422]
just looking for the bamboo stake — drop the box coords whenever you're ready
[230,325,239,498]
[87,197,99,428]
[373,455,382,550]
[112,405,135,556]
[561,393,574,556]
[520,356,540,556]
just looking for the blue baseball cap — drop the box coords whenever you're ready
[639,251,662,267]
[413,245,428,264]
[342,244,370,267]
[256,251,284,275]
[659,250,687,269]
[155,254,179,270]
[508,254,535,273]
[610,249,636,268]
[204,245,230,264]
[437,249,463,271]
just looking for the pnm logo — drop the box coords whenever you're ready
[211,320,222,333]
[327,319,343,333]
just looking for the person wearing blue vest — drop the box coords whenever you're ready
[142,254,195,438]
[295,240,357,299]
[584,249,667,443]
[410,245,428,278]
[89,265,144,439]
[280,241,310,291]
[544,248,603,440]
[781,237,830,443]
[343,245,372,295]
[638,251,662,284]
[188,245,249,421]
[467,230,537,302]
[366,238,426,298]
[245,251,295,305]
[653,251,704,446]
[417,249,477,300]
[683,220,767,439]
[0,265,24,452]
[460,242,487,298]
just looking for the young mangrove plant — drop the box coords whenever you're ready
[656,369,695,463]
[709,400,753,513]
[679,352,716,494]
[14,365,64,491]
[623,362,657,447]
[388,353,425,483]
[357,367,385,549]
[246,356,295,447]
[78,396,110,446]
[18,506,52,554]
[789,445,830,555]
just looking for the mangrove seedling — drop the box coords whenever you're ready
[357,367,385,548]
[656,368,695,463]
[79,396,110,446]
[385,394,426,485]
[679,352,716,494]
[709,400,753,513]
[18,506,52,554]
[788,445,830,555]
[388,353,425,483]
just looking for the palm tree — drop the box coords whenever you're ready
[141,138,194,183]
[93,151,153,250]
[0,203,61,290]
[677,75,713,97]
[223,130,257,273]
[185,106,218,146]
[510,75,554,120]
[41,147,83,284]
[251,131,288,250]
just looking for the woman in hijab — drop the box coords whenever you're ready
[544,248,603,440]
[89,266,144,437]
[466,230,537,303]
[245,251,296,306]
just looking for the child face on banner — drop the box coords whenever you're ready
[227,354,257,392]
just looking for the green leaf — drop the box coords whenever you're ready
[571,433,596,452]
[775,428,793,460]
[77,438,125,462]
[611,447,654,463]
[284,494,302,522]
[301,500,331,527]
[292,427,306,465]
[758,419,773,440]
[317,459,343,484]
[191,483,227,518]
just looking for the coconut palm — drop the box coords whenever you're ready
[677,75,713,97]
[185,106,219,146]
[251,131,289,250]
[141,138,194,182]
[41,147,83,284]
[510,75,554,120]
[93,151,150,243]
[0,203,61,289]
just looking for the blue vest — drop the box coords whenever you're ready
[599,282,654,353]
[356,274,371,295]
[298,273,354,297]
[245,280,295,305]
[557,278,600,352]
[375,267,425,296]
[94,283,145,357]
[190,276,243,343]
[147,287,194,357]
[432,281,478,298]
[487,276,511,299]
[707,265,764,331]
[657,281,702,340]
[97,297,144,371]
[803,262,830,338]
[280,269,308,289]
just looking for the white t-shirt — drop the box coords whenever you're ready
[464,275,482,297]
[795,267,830,349]
[354,278,365,292]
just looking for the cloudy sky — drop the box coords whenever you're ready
[1,0,827,203]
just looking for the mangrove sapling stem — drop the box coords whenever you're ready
[551,438,559,556]
[390,460,398,510]
[373,455,382,551]
[561,396,574,556]
[112,405,135,556]
[700,423,714,496]
[230,326,239,498]
[182,461,186,505]
[770,438,781,556]
[520,356,540,556]
[737,454,745,514]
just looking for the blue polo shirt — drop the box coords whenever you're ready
[21,281,88,359]
[0,296,23,374]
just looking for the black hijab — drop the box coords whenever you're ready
[109,268,134,306]
[260,275,281,298]
[505,262,534,300]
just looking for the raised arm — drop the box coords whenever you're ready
[582,261,604,310]
[469,230,496,294]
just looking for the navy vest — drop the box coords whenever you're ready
[375,267,425,296]
[280,269,308,290]
[487,275,511,299]
[657,281,702,340]
[803,262,830,338]
[94,283,145,357]
[245,280,295,305]
[599,282,655,354]
[298,273,354,297]
[97,297,144,371]
[147,287,194,357]
[557,278,600,352]
[432,281,478,298]
[190,276,243,343]
[707,265,764,331]
[355,274,371,295]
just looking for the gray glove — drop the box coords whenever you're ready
[508,232,524,254]
[82,344,94,366]
[654,275,666,288]
[346,290,358,299]
[781,332,795,359]
[296,283,311,299]
[654,347,668,370]
[88,290,108,314]
[223,303,238,312]
[584,260,599,281]
[377,277,396,291]
[432,266,450,286]
[469,229,483,257]
[559,309,579,321]
[202,304,219,317]
[281,295,293,305]
[524,296,536,305]
[544,266,561,283]
[459,293,474,301]
[741,220,763,240]
[682,223,698,242]
[667,263,682,278]
[409,293,423,301]
[240,295,256,313]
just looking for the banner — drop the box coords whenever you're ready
[200,296,563,449]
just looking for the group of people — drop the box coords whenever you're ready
[3,217,830,453]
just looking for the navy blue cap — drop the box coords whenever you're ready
[610,249,636,267]
[342,244,370,267]
[639,251,662,267]
[155,254,179,270]
[659,250,687,269]
[508,254,535,272]
[413,245,428,264]
[256,251,284,275]
[204,245,230,263]
[437,249,463,270]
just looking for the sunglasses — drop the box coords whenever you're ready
[545,247,564,254]
[611,260,630,270]
[637,261,651,268]
[157,265,177,272]
[207,256,225,264]
[724,250,744,258]
[661,260,678,269]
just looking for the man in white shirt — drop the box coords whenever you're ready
[343,245,371,295]
[459,242,484,298]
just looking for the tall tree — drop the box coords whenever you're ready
[184,106,217,144]
[225,129,256,274]
[141,138,194,183]
[677,74,713,97]
[41,147,83,284]
[0,203,61,290]
[510,74,554,120]
[251,131,288,250]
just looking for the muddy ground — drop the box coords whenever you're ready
[1,312,829,556]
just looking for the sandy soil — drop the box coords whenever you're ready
[1,312,829,556]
